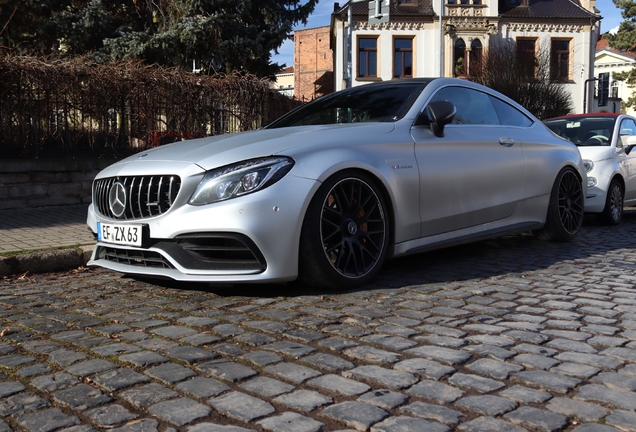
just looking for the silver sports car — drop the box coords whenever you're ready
[87,78,586,289]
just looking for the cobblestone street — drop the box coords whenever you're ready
[2,212,636,432]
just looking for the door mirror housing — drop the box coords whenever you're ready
[415,101,456,137]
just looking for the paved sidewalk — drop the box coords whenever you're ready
[0,204,95,254]
[0,205,96,276]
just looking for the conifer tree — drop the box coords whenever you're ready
[0,0,317,77]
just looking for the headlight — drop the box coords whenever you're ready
[189,157,294,205]
[587,177,598,188]
[583,159,594,172]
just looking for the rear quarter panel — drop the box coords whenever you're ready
[521,124,587,200]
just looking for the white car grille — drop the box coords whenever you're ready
[93,175,181,220]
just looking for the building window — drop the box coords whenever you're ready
[469,39,482,75]
[358,37,378,78]
[394,38,413,78]
[551,39,570,82]
[517,38,537,79]
[454,39,466,76]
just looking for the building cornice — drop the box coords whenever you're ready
[504,22,587,33]
[354,21,428,31]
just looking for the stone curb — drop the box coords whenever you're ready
[0,245,94,277]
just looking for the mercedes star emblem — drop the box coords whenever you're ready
[109,181,127,218]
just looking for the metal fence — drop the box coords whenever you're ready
[0,56,301,158]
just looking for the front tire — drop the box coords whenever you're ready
[534,167,584,241]
[598,178,624,226]
[299,172,389,290]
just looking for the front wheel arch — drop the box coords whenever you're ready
[298,169,394,290]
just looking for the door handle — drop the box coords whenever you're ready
[499,137,515,147]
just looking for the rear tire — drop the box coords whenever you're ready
[299,172,389,290]
[534,167,584,241]
[598,178,624,226]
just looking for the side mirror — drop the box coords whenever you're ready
[626,135,636,155]
[415,101,456,137]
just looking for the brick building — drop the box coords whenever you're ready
[294,26,334,102]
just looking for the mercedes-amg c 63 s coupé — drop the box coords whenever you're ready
[87,78,586,289]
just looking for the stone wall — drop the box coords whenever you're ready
[0,159,116,210]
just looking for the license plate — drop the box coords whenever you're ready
[97,222,143,247]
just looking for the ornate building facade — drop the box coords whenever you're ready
[331,0,600,113]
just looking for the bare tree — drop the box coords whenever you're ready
[468,41,573,120]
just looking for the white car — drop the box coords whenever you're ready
[87,78,586,289]
[544,113,636,225]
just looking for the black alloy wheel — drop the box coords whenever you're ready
[558,169,585,235]
[300,173,389,289]
[534,167,584,241]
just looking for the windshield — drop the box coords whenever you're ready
[544,116,616,147]
[266,81,429,128]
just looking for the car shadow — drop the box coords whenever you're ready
[126,207,636,298]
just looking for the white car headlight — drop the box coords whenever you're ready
[583,159,594,172]
[587,177,598,188]
[189,157,294,205]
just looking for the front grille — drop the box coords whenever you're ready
[96,246,175,269]
[94,175,181,220]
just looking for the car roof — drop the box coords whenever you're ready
[545,112,621,121]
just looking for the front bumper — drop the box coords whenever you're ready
[584,173,611,213]
[87,175,319,283]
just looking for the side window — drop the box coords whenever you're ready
[358,37,378,78]
[394,38,414,78]
[490,96,533,127]
[619,119,636,147]
[516,38,537,80]
[430,87,499,125]
[453,39,466,77]
[550,39,571,82]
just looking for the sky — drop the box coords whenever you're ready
[598,0,624,33]
[271,1,336,68]
[271,0,627,69]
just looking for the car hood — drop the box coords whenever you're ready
[111,123,396,171]
[577,146,615,162]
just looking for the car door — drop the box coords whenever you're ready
[411,86,527,238]
[618,118,636,202]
